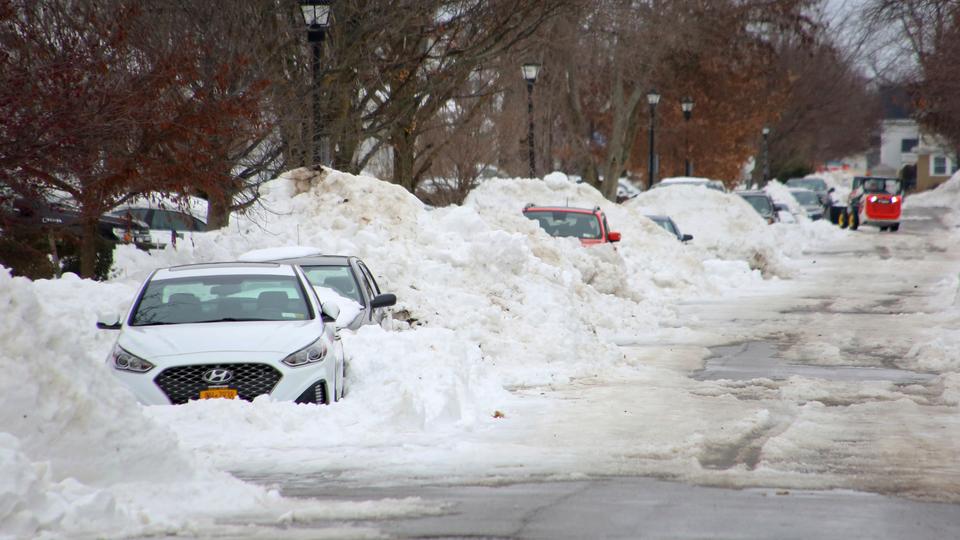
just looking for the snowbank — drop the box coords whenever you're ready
[1,166,847,537]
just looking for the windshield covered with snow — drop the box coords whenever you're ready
[300,265,364,304]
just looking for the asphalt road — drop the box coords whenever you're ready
[243,206,960,539]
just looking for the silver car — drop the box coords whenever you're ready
[788,188,825,221]
[269,254,397,330]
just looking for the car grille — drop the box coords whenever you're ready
[154,363,282,404]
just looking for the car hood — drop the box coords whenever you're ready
[119,320,322,359]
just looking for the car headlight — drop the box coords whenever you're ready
[869,195,878,203]
[110,344,154,373]
[891,196,899,203]
[282,338,328,367]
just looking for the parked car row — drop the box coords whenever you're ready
[98,250,396,406]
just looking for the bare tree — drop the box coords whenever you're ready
[864,1,960,154]
[544,0,816,197]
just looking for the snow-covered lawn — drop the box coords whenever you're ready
[3,169,959,538]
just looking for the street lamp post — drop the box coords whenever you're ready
[761,126,771,187]
[522,63,541,178]
[681,97,694,177]
[646,89,661,188]
[300,1,331,167]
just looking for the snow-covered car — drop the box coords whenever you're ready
[267,254,397,330]
[736,190,779,224]
[785,177,829,206]
[110,206,206,249]
[652,177,726,192]
[788,188,825,221]
[645,214,693,242]
[522,204,622,245]
[96,262,345,405]
[617,178,643,202]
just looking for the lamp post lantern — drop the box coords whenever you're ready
[522,63,541,178]
[300,0,331,167]
[646,89,661,188]
[761,126,771,187]
[681,97,694,177]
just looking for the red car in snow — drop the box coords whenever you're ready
[840,176,904,232]
[522,204,621,245]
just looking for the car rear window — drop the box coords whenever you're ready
[524,210,602,240]
[131,274,312,325]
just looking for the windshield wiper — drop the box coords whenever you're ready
[196,318,278,323]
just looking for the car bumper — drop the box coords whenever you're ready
[110,351,338,405]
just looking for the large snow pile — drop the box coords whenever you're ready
[906,170,960,208]
[625,183,788,275]
[1,166,829,538]
[0,271,291,539]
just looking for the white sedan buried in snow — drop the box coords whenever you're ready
[97,262,345,405]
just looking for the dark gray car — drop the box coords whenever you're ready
[270,255,396,330]
[736,190,779,224]
[645,215,693,242]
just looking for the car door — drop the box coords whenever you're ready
[356,260,384,324]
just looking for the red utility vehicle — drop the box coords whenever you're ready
[522,204,621,245]
[840,176,903,232]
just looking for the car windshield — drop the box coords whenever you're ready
[859,178,901,194]
[131,274,311,325]
[791,190,819,205]
[650,217,678,236]
[299,265,363,304]
[787,178,827,192]
[524,210,602,239]
[741,194,773,216]
[152,209,206,232]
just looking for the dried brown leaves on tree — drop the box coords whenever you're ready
[0,0,269,277]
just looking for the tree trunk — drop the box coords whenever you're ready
[391,126,418,193]
[206,194,232,230]
[80,217,99,279]
[600,83,644,201]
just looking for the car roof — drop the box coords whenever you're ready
[523,205,600,214]
[271,255,353,266]
[153,261,297,279]
[736,190,769,196]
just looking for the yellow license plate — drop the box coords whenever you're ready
[199,388,238,400]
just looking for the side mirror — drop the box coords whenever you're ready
[96,312,122,330]
[681,234,693,242]
[320,302,340,323]
[608,231,622,242]
[370,293,397,309]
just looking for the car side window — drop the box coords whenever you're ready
[126,208,151,223]
[356,262,377,298]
